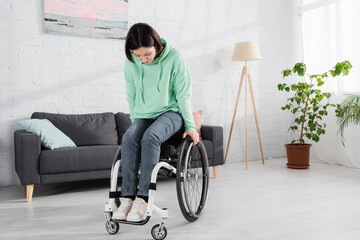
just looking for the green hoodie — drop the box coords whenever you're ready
[124,38,196,132]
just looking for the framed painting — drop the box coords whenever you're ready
[44,0,128,39]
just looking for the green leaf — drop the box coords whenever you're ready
[299,115,305,122]
[310,74,319,79]
[312,135,320,142]
[345,61,353,68]
[282,69,292,78]
[311,98,318,106]
[292,63,307,76]
[277,84,285,91]
[323,92,331,98]
[291,84,298,91]
[330,61,353,77]
[289,126,298,132]
[317,94,324,102]
[317,78,325,86]
[281,104,291,111]
[295,117,301,124]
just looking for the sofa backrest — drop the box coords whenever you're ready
[32,112,118,146]
[114,112,132,144]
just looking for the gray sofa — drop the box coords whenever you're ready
[14,112,224,202]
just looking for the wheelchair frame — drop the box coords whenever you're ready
[104,137,209,240]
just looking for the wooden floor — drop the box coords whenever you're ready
[1,158,360,240]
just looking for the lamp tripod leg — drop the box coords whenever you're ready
[247,71,265,164]
[245,68,248,170]
[224,67,246,164]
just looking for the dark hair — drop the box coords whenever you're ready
[125,23,162,63]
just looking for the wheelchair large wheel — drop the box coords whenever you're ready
[176,137,209,222]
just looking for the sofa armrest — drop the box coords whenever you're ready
[14,130,41,185]
[201,125,224,166]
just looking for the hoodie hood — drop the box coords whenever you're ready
[132,38,172,103]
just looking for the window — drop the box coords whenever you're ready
[302,0,360,93]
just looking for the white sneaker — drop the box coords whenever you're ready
[112,198,133,220]
[126,197,148,222]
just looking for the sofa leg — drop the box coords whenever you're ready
[213,166,218,179]
[26,185,34,202]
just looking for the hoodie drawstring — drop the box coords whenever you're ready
[139,63,145,104]
[156,62,162,92]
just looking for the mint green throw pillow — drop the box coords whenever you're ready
[18,119,77,150]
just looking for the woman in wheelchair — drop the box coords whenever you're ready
[112,23,199,222]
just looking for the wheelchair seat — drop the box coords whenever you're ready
[160,129,214,166]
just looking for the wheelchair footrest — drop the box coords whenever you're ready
[112,216,151,225]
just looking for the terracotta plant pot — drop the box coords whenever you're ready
[284,144,312,169]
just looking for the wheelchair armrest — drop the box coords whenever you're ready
[201,125,224,166]
[14,130,41,185]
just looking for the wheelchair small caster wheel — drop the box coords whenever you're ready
[105,220,119,234]
[151,223,167,240]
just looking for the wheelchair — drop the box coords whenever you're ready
[104,136,210,240]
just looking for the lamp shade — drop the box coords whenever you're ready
[232,41,261,62]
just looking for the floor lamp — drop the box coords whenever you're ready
[224,41,265,169]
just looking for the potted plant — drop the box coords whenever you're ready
[278,61,352,169]
[335,94,360,145]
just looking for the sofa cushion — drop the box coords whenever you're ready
[40,145,120,174]
[18,119,77,150]
[32,112,118,146]
[115,112,132,144]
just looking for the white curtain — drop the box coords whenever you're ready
[302,0,360,167]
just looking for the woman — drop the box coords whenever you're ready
[113,23,199,222]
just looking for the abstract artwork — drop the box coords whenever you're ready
[44,0,128,39]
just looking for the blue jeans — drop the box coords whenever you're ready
[120,111,184,197]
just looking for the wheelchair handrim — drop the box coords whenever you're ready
[183,141,209,217]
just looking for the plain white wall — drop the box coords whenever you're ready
[0,0,301,186]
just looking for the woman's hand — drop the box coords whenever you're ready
[182,131,199,145]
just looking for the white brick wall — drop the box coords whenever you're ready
[0,0,300,186]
